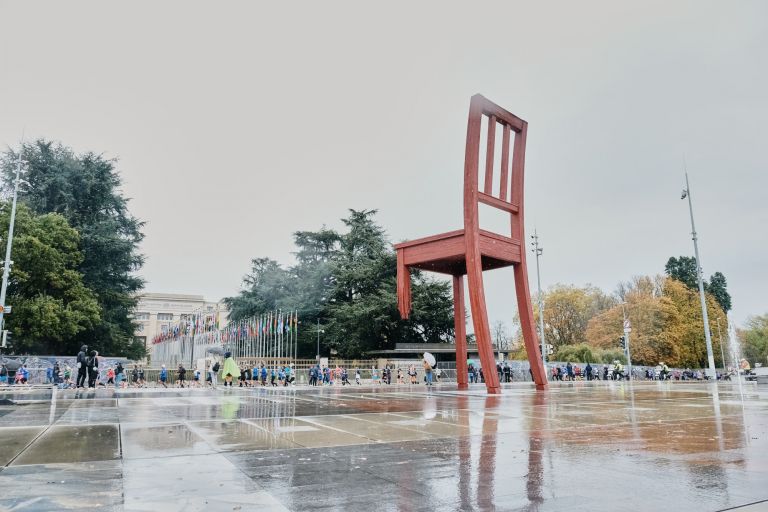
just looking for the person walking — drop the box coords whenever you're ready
[159,365,168,388]
[585,362,593,381]
[53,362,62,386]
[86,350,99,388]
[251,364,259,386]
[211,360,220,388]
[115,362,124,388]
[221,352,239,387]
[270,367,277,387]
[106,367,115,386]
[76,344,88,388]
[355,368,361,385]
[0,363,8,385]
[423,359,433,387]
[177,363,187,388]
[17,365,29,384]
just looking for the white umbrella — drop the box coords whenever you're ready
[423,352,436,367]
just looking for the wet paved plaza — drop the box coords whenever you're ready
[0,381,766,511]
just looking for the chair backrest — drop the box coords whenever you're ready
[463,94,528,241]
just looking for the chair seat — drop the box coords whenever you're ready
[395,228,522,276]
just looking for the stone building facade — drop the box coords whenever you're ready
[133,292,229,352]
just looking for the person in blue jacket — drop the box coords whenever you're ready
[159,365,168,388]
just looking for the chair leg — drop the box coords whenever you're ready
[514,262,548,389]
[464,251,501,394]
[453,275,468,390]
[397,249,412,319]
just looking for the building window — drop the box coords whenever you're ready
[135,312,150,320]
[157,313,173,321]
[180,314,191,322]
[136,324,145,333]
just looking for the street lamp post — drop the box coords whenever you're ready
[531,230,546,365]
[717,317,726,371]
[620,301,633,380]
[0,143,24,340]
[316,318,324,361]
[681,171,717,379]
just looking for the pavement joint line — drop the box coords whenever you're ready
[292,416,380,445]
[345,411,453,439]
[312,436,434,501]
[3,422,54,468]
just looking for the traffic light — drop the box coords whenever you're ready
[618,336,626,350]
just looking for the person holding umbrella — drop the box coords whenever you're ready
[206,346,226,388]
[423,352,436,387]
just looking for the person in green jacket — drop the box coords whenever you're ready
[221,352,240,387]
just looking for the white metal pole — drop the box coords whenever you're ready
[0,142,24,334]
[531,230,546,365]
[621,302,633,380]
[717,318,726,371]
[684,171,717,379]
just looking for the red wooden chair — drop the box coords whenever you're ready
[396,94,548,393]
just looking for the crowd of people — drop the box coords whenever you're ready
[304,362,441,387]
[1,345,741,389]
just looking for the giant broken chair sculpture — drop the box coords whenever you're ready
[396,94,548,393]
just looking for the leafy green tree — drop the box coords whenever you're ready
[740,314,768,367]
[707,272,732,312]
[1,140,145,358]
[224,258,290,320]
[665,256,732,312]
[552,343,595,363]
[665,256,699,289]
[225,209,454,358]
[586,276,727,367]
[0,203,100,354]
[530,284,615,349]
[318,209,454,357]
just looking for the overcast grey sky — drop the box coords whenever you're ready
[1,1,765,331]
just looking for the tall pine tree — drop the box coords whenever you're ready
[225,209,454,358]
[2,140,145,358]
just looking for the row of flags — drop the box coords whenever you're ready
[151,310,298,346]
[220,310,299,343]
[151,311,221,344]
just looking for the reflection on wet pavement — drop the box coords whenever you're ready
[0,381,765,511]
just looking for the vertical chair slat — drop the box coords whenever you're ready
[499,123,510,201]
[483,115,496,195]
